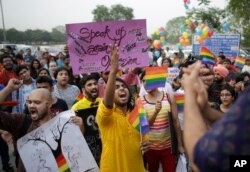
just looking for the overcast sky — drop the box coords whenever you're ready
[1,0,226,35]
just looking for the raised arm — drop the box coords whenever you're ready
[0,79,21,103]
[103,45,119,108]
[182,62,207,163]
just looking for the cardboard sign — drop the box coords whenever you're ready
[17,110,99,172]
[66,19,149,74]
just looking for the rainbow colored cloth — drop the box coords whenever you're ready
[128,100,150,135]
[56,153,70,172]
[200,47,216,66]
[234,57,245,69]
[145,66,167,90]
[174,94,184,112]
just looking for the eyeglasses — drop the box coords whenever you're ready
[220,93,232,97]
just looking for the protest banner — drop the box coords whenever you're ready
[66,19,149,74]
[17,110,99,172]
[192,34,240,58]
[166,67,180,84]
[75,107,102,166]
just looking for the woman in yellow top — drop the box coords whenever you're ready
[96,45,146,172]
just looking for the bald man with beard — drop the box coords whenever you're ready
[0,79,83,172]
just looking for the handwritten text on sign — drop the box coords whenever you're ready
[66,19,149,74]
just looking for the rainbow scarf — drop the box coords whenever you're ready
[56,153,70,172]
[234,57,245,69]
[200,47,216,66]
[128,100,150,135]
[175,94,184,112]
[145,66,167,90]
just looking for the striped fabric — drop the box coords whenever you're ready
[141,93,171,150]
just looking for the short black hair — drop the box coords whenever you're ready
[222,58,231,64]
[80,74,98,88]
[221,83,236,99]
[235,72,250,83]
[36,76,53,86]
[218,55,226,60]
[38,68,51,77]
[0,53,13,63]
[15,65,29,76]
[54,66,70,79]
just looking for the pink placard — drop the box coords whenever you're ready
[66,19,149,74]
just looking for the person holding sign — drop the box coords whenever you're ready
[0,79,83,172]
[96,45,145,172]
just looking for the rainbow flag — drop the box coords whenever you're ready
[145,66,167,90]
[234,57,245,69]
[175,94,184,112]
[200,47,216,66]
[128,100,150,135]
[173,58,180,67]
[73,92,84,104]
[56,153,70,172]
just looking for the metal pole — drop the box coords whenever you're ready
[0,0,6,42]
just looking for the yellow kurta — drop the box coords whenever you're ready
[96,101,145,172]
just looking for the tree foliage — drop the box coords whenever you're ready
[187,7,225,32]
[0,26,66,44]
[228,0,250,22]
[227,0,250,46]
[197,0,211,6]
[92,4,134,22]
[163,16,186,44]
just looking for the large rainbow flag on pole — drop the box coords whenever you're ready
[145,66,167,90]
[200,47,216,66]
[128,100,150,135]
[234,57,245,69]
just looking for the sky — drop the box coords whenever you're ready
[0,0,226,35]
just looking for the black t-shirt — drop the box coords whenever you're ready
[50,98,68,117]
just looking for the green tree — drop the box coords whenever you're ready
[197,0,211,6]
[92,4,134,22]
[187,7,225,32]
[51,28,65,43]
[6,28,24,43]
[164,16,186,44]
[227,0,250,46]
[109,4,134,20]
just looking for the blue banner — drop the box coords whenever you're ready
[192,34,240,57]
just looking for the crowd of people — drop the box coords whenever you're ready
[0,41,249,172]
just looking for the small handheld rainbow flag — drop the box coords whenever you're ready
[234,57,245,69]
[173,58,180,67]
[174,94,184,112]
[128,100,150,135]
[145,66,167,90]
[200,47,216,66]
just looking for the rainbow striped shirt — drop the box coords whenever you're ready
[141,93,171,150]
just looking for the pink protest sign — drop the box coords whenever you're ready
[66,19,149,74]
